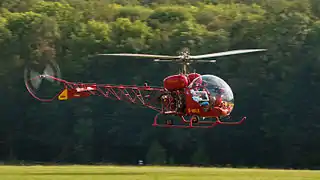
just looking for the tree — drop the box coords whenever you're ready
[191,144,209,166]
[146,140,167,165]
[1,0,320,168]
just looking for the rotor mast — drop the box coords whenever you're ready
[179,48,190,74]
[183,63,187,74]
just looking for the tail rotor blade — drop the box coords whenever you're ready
[43,64,55,82]
[30,70,42,89]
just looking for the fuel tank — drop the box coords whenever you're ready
[187,73,201,83]
[163,74,189,90]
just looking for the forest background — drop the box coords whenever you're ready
[1,0,320,169]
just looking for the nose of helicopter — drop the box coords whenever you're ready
[189,74,235,114]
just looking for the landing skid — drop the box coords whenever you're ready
[152,111,246,128]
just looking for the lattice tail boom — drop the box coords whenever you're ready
[26,75,168,112]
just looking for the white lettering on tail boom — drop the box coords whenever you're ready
[76,86,96,92]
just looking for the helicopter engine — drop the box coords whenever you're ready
[161,73,201,113]
[161,74,189,112]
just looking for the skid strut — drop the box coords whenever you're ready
[152,112,246,128]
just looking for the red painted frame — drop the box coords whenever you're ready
[26,75,167,111]
[25,75,246,128]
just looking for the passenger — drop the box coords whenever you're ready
[190,88,210,107]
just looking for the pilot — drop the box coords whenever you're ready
[212,87,224,107]
[190,89,210,111]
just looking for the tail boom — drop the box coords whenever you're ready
[26,75,166,112]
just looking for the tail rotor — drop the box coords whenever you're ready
[24,60,62,101]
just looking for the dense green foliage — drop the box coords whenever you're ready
[1,0,320,168]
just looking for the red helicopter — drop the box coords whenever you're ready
[24,48,266,128]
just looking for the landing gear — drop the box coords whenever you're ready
[152,112,246,128]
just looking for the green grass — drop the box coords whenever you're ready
[0,165,319,180]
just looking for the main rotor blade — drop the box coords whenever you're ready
[94,53,180,59]
[193,60,216,63]
[154,59,179,62]
[189,49,267,59]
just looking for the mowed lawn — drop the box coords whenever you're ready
[0,165,319,180]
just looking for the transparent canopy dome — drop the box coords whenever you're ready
[188,74,234,109]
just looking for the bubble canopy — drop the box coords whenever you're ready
[188,74,234,107]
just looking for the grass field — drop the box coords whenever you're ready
[0,165,319,180]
